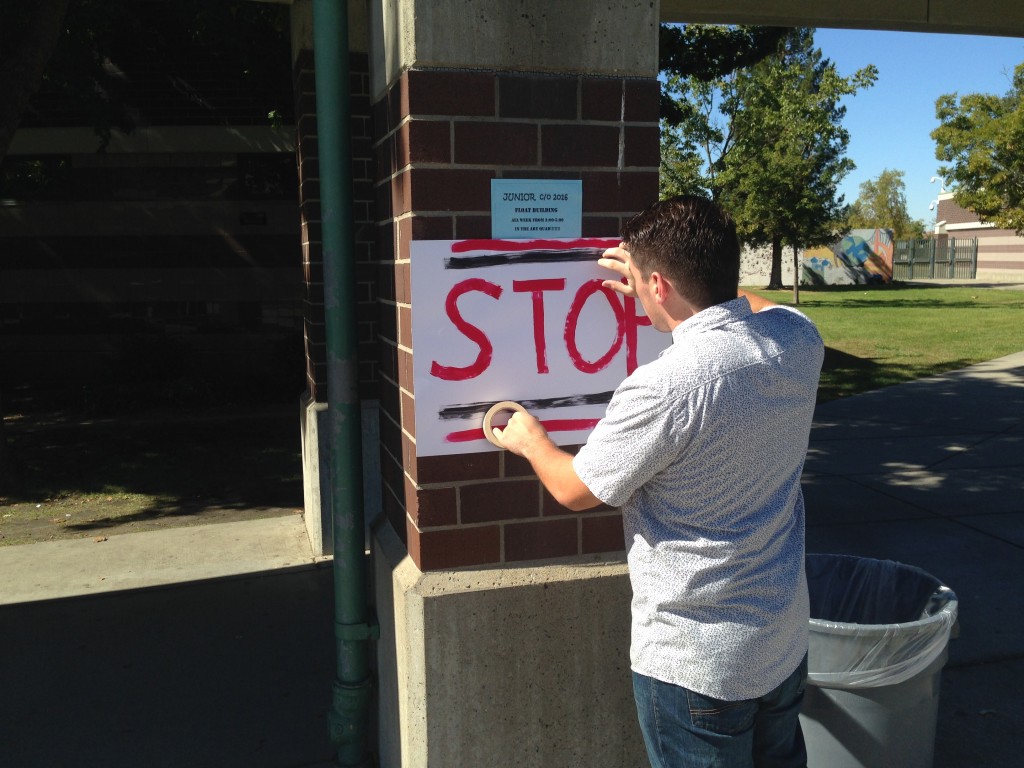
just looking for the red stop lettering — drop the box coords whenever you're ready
[623,295,652,375]
[513,278,566,374]
[429,278,503,381]
[563,280,625,374]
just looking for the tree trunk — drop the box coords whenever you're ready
[792,244,800,305]
[767,234,784,289]
[0,0,71,160]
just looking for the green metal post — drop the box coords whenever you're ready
[311,1,375,765]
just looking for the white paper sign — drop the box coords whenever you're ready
[410,238,671,456]
[490,179,582,238]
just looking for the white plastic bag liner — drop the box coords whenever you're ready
[806,554,958,690]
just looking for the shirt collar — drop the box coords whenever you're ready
[670,296,752,344]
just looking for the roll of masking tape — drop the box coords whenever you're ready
[483,400,528,448]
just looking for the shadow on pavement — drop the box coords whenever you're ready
[0,567,337,768]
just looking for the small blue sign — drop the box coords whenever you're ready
[491,179,582,239]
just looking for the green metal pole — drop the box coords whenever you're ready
[311,2,374,765]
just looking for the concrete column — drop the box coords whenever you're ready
[368,1,660,765]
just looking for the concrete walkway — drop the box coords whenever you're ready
[1,351,1022,767]
[803,350,1024,768]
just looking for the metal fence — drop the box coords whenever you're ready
[893,237,978,280]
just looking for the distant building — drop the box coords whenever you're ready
[935,192,1024,282]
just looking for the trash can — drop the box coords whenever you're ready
[799,554,958,768]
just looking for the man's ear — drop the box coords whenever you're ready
[650,271,674,304]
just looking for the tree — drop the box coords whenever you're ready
[846,169,925,238]
[932,63,1024,233]
[658,25,790,199]
[685,28,876,288]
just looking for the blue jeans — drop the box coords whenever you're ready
[632,656,808,768]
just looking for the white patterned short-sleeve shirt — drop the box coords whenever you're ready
[573,297,824,700]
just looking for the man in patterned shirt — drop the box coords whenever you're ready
[493,195,824,768]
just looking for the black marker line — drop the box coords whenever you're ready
[438,390,615,420]
[444,248,605,269]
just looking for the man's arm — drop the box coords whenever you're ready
[738,288,777,312]
[491,412,603,511]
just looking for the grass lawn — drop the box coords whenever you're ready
[0,405,303,545]
[743,283,1024,402]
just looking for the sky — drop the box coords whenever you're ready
[814,28,1024,227]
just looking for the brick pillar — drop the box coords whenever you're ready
[373,70,660,572]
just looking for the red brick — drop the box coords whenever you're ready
[293,47,315,76]
[498,74,577,120]
[581,512,625,555]
[378,375,401,425]
[406,476,458,527]
[377,337,397,381]
[460,479,540,524]
[376,260,396,303]
[411,523,502,571]
[453,215,492,239]
[408,214,454,241]
[582,78,623,121]
[416,451,500,483]
[371,95,390,138]
[397,305,412,348]
[581,170,659,213]
[400,389,416,437]
[624,125,661,168]
[377,300,398,343]
[582,216,621,238]
[301,217,322,246]
[394,261,411,303]
[397,347,414,390]
[375,177,394,222]
[406,69,495,117]
[304,319,325,347]
[503,450,534,478]
[381,442,406,496]
[382,485,408,546]
[499,169,583,181]
[403,432,418,484]
[402,119,452,165]
[374,133,397,181]
[454,121,538,166]
[409,168,494,213]
[505,517,579,562]
[542,124,621,168]
[541,488,615,516]
[297,133,320,162]
[391,169,411,217]
[300,175,321,203]
[390,78,405,125]
[624,79,660,122]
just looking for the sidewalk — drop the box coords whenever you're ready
[803,350,1024,768]
[1,351,1022,767]
[0,515,338,768]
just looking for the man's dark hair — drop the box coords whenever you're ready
[621,195,741,308]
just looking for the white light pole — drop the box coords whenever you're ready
[929,177,946,236]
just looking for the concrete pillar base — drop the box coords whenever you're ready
[372,522,646,768]
[299,394,381,557]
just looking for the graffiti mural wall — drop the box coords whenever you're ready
[803,229,894,285]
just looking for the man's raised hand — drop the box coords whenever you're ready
[597,244,636,298]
